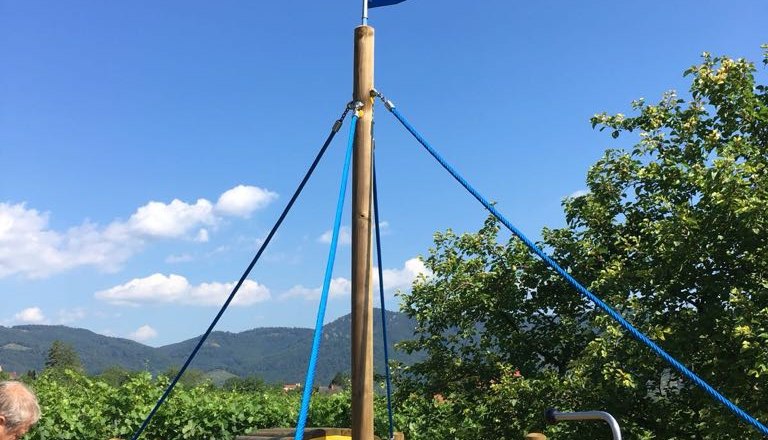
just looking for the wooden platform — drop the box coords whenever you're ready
[235,427,382,440]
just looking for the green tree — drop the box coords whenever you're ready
[44,340,83,372]
[223,374,267,392]
[97,365,139,387]
[397,47,768,439]
[329,371,351,389]
[159,366,209,388]
[23,370,37,381]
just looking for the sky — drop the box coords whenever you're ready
[1,0,766,347]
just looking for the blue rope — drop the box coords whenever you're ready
[384,104,768,437]
[129,106,352,440]
[372,153,396,440]
[294,114,358,440]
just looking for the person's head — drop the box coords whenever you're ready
[0,381,40,440]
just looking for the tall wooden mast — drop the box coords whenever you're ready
[351,10,375,440]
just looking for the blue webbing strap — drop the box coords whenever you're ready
[383,102,768,437]
[294,114,358,440]
[129,106,353,440]
[372,152,396,440]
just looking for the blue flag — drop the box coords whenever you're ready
[368,0,408,8]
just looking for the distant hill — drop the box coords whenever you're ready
[0,309,420,385]
[0,325,169,374]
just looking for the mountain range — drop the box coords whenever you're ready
[0,309,421,385]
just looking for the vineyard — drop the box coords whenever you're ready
[16,367,580,440]
[22,369,402,440]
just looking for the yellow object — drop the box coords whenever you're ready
[234,427,385,440]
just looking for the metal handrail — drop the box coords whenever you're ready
[545,408,622,440]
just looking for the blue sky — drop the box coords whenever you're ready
[1,1,766,347]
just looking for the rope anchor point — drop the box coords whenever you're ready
[371,88,395,111]
[348,100,365,118]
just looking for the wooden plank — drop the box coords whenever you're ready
[235,427,381,440]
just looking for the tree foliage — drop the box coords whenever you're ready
[223,375,268,393]
[159,366,210,388]
[329,371,351,389]
[396,48,768,439]
[44,340,83,372]
[97,366,141,387]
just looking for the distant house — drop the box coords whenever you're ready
[283,383,302,392]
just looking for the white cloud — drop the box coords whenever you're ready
[216,185,278,218]
[379,258,430,292]
[282,285,318,300]
[57,307,86,324]
[189,280,271,306]
[329,277,352,297]
[282,276,351,300]
[0,185,278,279]
[14,307,46,324]
[96,273,188,306]
[95,273,271,307]
[280,258,427,301]
[567,189,590,199]
[127,198,216,238]
[0,203,135,278]
[318,226,352,245]
[195,229,210,243]
[129,325,158,342]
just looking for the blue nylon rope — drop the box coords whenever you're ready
[372,153,396,440]
[129,107,352,440]
[384,104,768,437]
[294,114,358,440]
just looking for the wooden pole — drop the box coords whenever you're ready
[351,24,375,440]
